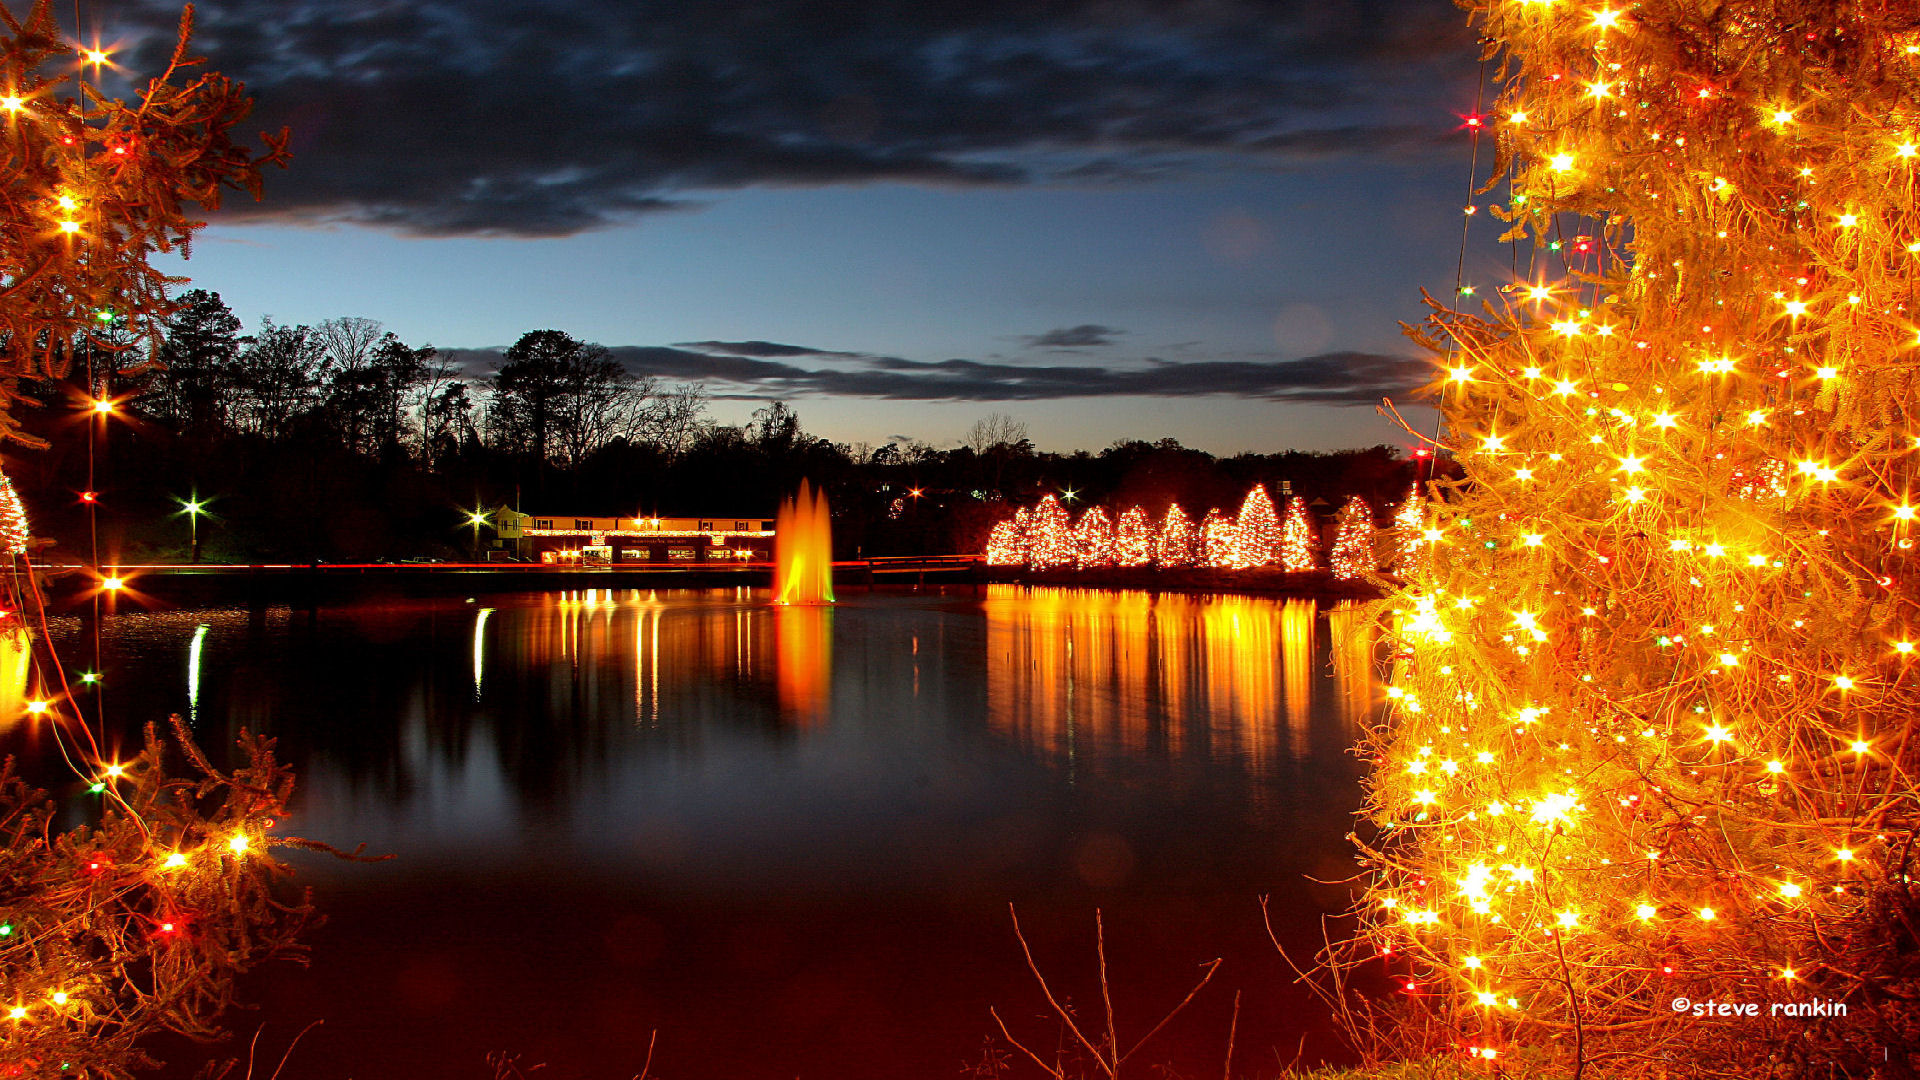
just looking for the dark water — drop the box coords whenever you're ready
[34,586,1377,1079]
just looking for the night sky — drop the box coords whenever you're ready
[106,0,1497,453]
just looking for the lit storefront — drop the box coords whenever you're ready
[494,511,776,564]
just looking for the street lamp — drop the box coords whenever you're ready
[177,495,206,564]
[465,508,490,561]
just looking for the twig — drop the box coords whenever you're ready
[1007,903,1111,1072]
[1222,990,1240,1080]
[268,1020,322,1080]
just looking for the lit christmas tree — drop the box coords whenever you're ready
[1229,485,1280,568]
[1073,506,1115,568]
[1279,495,1317,572]
[1356,1,1920,1074]
[1155,502,1197,568]
[1113,506,1154,567]
[985,508,1030,566]
[1026,495,1075,569]
[1200,508,1238,568]
[1329,495,1377,579]
[0,7,319,1073]
[1389,481,1429,577]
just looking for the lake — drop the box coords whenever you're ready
[32,585,1377,1079]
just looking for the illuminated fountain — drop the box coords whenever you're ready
[772,481,834,722]
[774,480,835,605]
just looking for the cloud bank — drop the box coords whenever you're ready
[111,0,1474,236]
[442,339,1424,405]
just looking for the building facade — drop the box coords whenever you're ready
[494,510,776,564]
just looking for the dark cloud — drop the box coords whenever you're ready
[678,340,862,359]
[1028,324,1122,348]
[442,341,1423,404]
[110,0,1474,236]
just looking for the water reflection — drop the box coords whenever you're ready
[983,588,1346,771]
[471,607,492,700]
[186,623,209,725]
[1327,601,1381,728]
[24,586,1383,1080]
[773,605,833,726]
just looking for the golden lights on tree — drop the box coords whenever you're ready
[1074,506,1115,568]
[1113,505,1154,567]
[1349,1,1920,1073]
[0,723,323,1075]
[1026,495,1075,569]
[0,7,313,1073]
[1280,494,1317,572]
[0,1,286,446]
[1155,502,1197,567]
[987,489,1345,572]
[1201,508,1238,568]
[1390,481,1429,577]
[0,471,27,555]
[985,508,1029,566]
[1330,495,1377,579]
[1230,484,1281,568]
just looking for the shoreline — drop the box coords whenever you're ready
[33,560,1390,609]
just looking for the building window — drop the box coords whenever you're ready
[535,519,552,530]
[761,520,774,531]
[698,520,713,531]
[666,547,697,561]
[734,520,748,531]
[575,519,593,529]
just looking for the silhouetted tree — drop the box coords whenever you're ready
[231,317,325,439]
[149,289,242,434]
[488,329,651,470]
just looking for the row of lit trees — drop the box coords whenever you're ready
[985,483,1424,580]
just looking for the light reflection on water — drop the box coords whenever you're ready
[982,589,1354,774]
[34,586,1382,1080]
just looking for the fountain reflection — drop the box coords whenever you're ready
[0,626,29,721]
[773,605,833,726]
[985,587,1356,770]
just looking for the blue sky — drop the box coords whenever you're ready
[133,0,1490,454]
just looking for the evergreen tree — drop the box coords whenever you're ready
[1360,0,1920,1072]
[149,289,242,433]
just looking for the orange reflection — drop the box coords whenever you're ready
[986,587,1329,768]
[774,605,833,727]
[1326,601,1379,728]
[0,625,29,721]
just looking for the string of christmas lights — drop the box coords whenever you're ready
[1280,495,1318,572]
[984,487,1384,573]
[1201,509,1238,568]
[985,509,1030,566]
[1390,481,1430,577]
[1155,502,1197,568]
[1330,495,1377,580]
[1074,506,1116,568]
[1230,485,1281,569]
[1114,506,1154,567]
[0,8,311,1072]
[1350,1,1920,1073]
[1026,495,1076,569]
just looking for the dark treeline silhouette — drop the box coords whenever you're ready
[5,291,1446,563]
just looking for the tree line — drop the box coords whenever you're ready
[7,290,1441,563]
